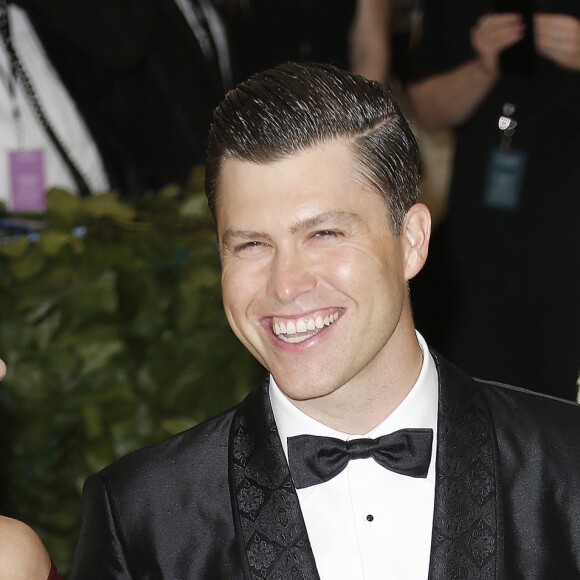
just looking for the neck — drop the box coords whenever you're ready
[292,320,424,434]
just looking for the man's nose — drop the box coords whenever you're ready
[266,249,317,303]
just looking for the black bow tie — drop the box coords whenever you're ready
[287,429,434,489]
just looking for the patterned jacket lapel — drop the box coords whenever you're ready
[229,377,320,580]
[228,355,504,579]
[429,353,503,580]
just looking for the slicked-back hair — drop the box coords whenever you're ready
[205,62,420,234]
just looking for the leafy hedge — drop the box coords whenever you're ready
[0,179,262,576]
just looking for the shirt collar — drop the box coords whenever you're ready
[270,331,439,480]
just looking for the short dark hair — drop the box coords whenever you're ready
[205,62,420,234]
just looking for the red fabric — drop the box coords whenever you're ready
[47,561,61,580]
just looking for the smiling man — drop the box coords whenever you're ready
[71,63,580,580]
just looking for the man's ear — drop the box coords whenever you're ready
[401,203,431,281]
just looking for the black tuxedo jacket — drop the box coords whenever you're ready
[71,354,580,579]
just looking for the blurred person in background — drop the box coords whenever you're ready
[1,0,229,206]
[406,0,580,400]
[389,0,423,83]
[386,0,455,231]
[216,0,391,85]
[0,0,108,206]
[0,359,61,580]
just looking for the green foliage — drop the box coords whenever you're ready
[0,181,262,575]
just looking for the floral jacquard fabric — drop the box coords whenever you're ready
[230,381,320,580]
[428,353,499,580]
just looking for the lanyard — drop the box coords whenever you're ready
[0,3,24,147]
[198,0,232,90]
[175,0,233,90]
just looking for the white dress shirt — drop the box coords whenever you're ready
[270,332,438,579]
[0,6,108,206]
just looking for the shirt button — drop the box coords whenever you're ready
[366,514,374,522]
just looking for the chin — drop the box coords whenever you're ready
[273,374,338,403]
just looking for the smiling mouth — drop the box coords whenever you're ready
[271,309,342,344]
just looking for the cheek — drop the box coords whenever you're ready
[324,247,368,281]
[221,278,256,347]
[221,264,262,317]
[328,247,391,287]
[221,268,242,315]
[333,262,353,280]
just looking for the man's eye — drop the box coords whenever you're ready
[236,241,267,252]
[313,230,341,239]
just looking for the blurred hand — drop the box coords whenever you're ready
[535,13,580,71]
[471,13,525,77]
[0,359,5,381]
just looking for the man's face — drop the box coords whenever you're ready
[217,141,426,409]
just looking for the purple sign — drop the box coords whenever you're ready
[9,148,46,212]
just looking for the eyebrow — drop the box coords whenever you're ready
[220,211,364,249]
[287,211,363,234]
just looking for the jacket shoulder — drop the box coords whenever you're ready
[474,378,580,488]
[95,405,238,490]
[73,405,244,578]
[476,378,579,436]
[434,350,579,453]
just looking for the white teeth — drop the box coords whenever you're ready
[272,310,341,338]
[281,334,308,344]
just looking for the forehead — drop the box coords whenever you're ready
[215,141,390,238]
[216,142,368,216]
[218,143,353,224]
